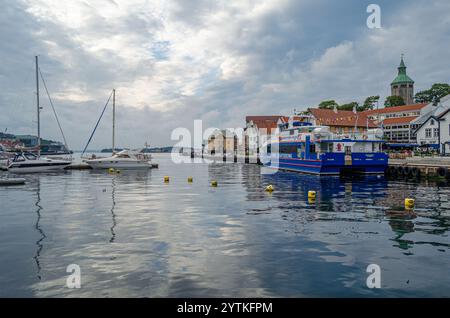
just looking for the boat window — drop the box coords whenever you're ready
[309,144,316,154]
[24,153,37,160]
[280,145,297,154]
[14,155,25,162]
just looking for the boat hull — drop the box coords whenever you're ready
[85,160,152,170]
[263,152,388,175]
[7,162,71,173]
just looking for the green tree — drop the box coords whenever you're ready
[384,95,405,107]
[415,83,450,105]
[358,95,380,111]
[338,102,359,111]
[318,100,339,109]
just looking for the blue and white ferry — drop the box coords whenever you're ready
[261,115,388,175]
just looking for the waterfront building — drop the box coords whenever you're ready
[391,55,415,105]
[206,129,238,155]
[308,108,377,133]
[414,94,450,153]
[362,103,429,145]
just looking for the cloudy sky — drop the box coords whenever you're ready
[1,0,449,149]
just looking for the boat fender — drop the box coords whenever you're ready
[405,198,415,210]
[436,167,447,178]
[410,167,420,179]
[108,168,115,173]
[211,180,218,187]
[308,190,316,199]
[265,185,274,192]
[164,176,170,182]
[188,177,193,183]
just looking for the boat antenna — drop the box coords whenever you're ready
[39,68,70,155]
[81,90,114,158]
[35,56,41,158]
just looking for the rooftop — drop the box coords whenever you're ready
[362,103,428,116]
[308,108,378,128]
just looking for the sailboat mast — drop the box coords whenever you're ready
[35,56,41,157]
[112,89,116,154]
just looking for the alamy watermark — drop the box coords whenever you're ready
[366,264,381,289]
[367,4,381,29]
[66,264,81,289]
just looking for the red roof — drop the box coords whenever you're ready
[381,116,418,125]
[246,115,285,133]
[363,103,427,116]
[308,108,378,128]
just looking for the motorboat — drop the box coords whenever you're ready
[85,149,152,169]
[7,152,71,173]
[81,89,155,170]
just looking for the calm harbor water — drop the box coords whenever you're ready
[0,153,449,297]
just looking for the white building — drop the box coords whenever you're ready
[414,94,450,154]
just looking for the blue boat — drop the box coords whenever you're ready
[261,115,388,175]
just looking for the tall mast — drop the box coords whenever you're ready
[112,88,116,154]
[35,56,41,157]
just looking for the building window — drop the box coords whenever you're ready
[430,119,434,125]
[425,128,432,138]
[434,128,439,137]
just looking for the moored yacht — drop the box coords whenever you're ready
[7,56,72,173]
[85,149,152,169]
[261,114,388,175]
[7,152,71,173]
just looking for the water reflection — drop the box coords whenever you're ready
[110,176,117,243]
[0,155,449,297]
[33,178,46,281]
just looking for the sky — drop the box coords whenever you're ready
[0,0,449,150]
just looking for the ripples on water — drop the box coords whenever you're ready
[0,154,449,297]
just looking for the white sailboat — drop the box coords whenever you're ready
[84,89,152,169]
[7,56,71,173]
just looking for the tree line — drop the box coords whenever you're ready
[318,83,450,111]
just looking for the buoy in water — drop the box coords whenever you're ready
[308,190,316,199]
[405,198,415,210]
[108,168,115,173]
[115,170,121,174]
[265,184,274,192]
[164,176,170,182]
[308,197,316,204]
[188,177,193,183]
[211,180,218,187]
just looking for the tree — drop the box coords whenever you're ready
[318,100,339,109]
[359,95,380,111]
[338,102,359,111]
[384,95,405,107]
[415,83,450,105]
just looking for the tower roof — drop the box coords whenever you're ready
[391,55,414,85]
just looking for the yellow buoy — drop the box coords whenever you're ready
[108,168,115,173]
[115,170,121,174]
[188,177,193,183]
[308,190,316,199]
[211,180,218,187]
[164,176,170,182]
[405,198,415,210]
[265,185,274,192]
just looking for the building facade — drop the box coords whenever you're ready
[362,103,429,144]
[414,95,450,153]
[308,108,377,134]
[391,56,415,105]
